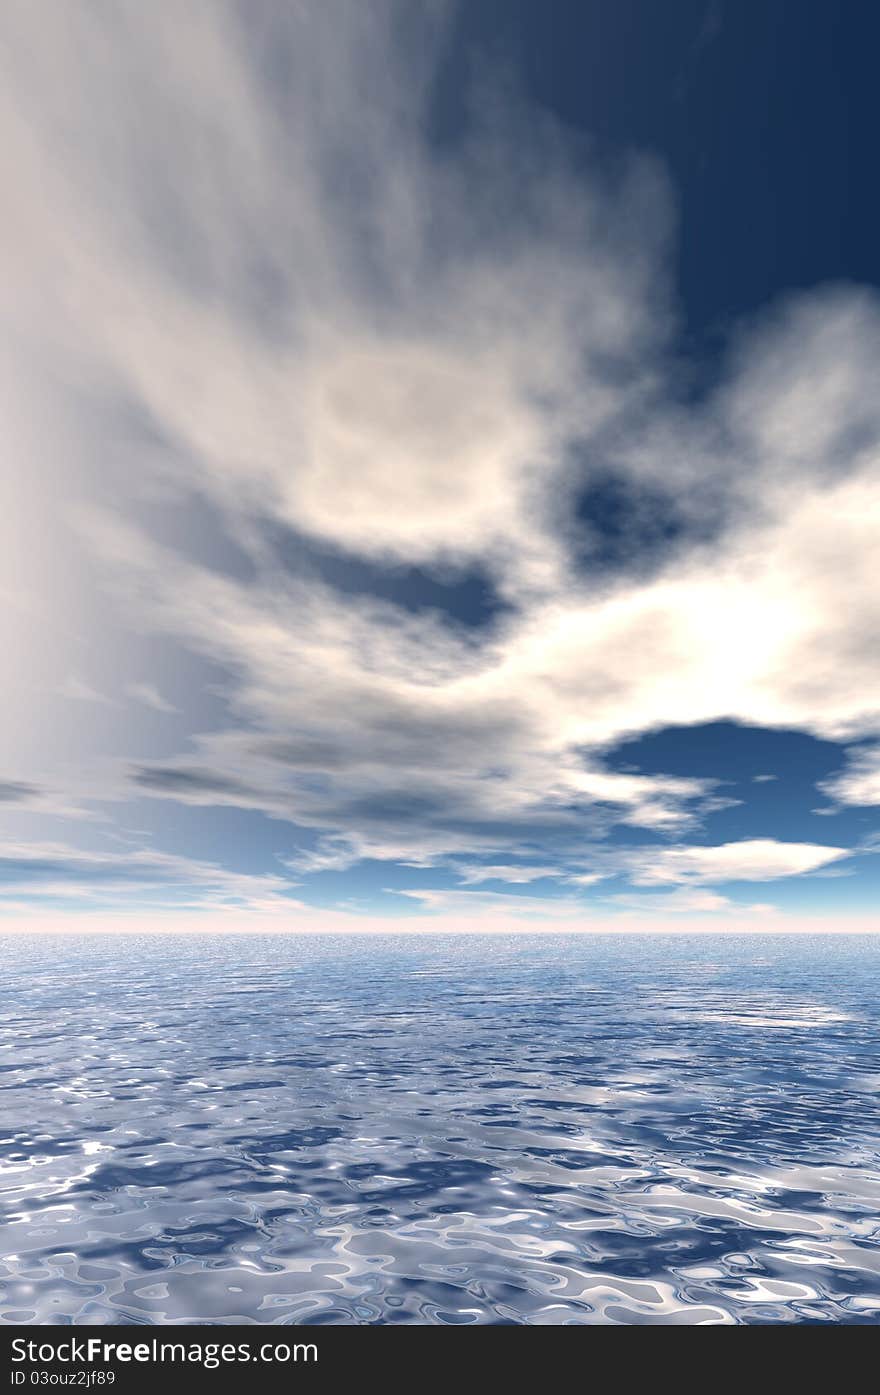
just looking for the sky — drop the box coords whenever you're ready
[1,0,879,933]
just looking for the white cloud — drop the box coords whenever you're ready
[393,887,586,920]
[0,0,665,601]
[821,745,880,807]
[629,839,850,886]
[90,532,722,855]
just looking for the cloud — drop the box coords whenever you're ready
[0,2,878,920]
[629,839,850,886]
[100,458,879,872]
[0,780,95,823]
[0,780,40,804]
[392,887,587,920]
[60,676,113,705]
[0,839,296,912]
[821,745,880,807]
[400,883,739,917]
[126,681,178,714]
[608,888,735,914]
[130,765,262,801]
[0,0,665,596]
[454,864,559,885]
[441,839,853,899]
[378,835,854,923]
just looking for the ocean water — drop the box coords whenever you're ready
[1,932,879,1326]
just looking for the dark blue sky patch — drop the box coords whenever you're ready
[605,721,843,784]
[570,466,721,579]
[261,521,505,628]
[603,721,877,847]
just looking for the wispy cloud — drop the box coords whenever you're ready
[454,865,559,885]
[60,676,114,706]
[0,839,297,912]
[608,888,739,914]
[0,781,41,804]
[125,682,178,714]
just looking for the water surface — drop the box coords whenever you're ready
[1,933,879,1325]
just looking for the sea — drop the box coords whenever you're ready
[1,932,879,1325]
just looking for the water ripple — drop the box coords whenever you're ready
[1,933,878,1324]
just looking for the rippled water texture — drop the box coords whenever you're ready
[1,932,879,1325]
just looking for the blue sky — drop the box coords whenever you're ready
[1,1,879,932]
